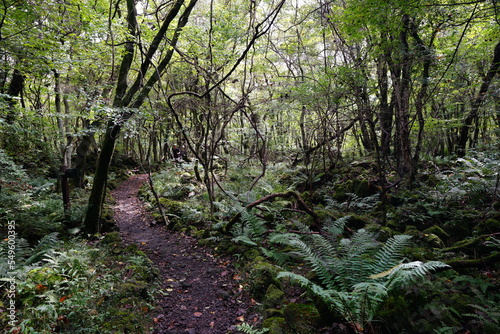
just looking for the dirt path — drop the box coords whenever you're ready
[111,174,253,334]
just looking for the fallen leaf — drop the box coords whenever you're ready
[236,315,245,322]
[194,312,203,317]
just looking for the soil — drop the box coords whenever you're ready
[111,174,255,334]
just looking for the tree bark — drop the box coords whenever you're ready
[457,40,500,157]
[83,0,198,233]
[4,68,24,123]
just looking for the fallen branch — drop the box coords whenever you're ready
[445,251,500,269]
[223,191,320,233]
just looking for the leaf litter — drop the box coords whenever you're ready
[111,174,254,333]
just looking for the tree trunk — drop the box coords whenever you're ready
[5,68,24,123]
[83,0,198,233]
[84,121,120,233]
[457,40,500,157]
[377,55,393,158]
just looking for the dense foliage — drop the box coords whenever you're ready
[1,0,499,333]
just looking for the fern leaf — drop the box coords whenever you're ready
[26,232,60,265]
[370,234,412,274]
[232,235,258,247]
[385,261,450,289]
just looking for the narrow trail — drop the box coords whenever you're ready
[111,174,253,334]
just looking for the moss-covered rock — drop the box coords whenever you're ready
[423,225,450,242]
[473,219,500,235]
[262,317,285,334]
[378,226,395,241]
[243,248,261,261]
[264,308,284,318]
[247,261,281,301]
[423,233,445,248]
[101,231,122,245]
[404,225,421,237]
[124,264,158,282]
[113,280,149,299]
[158,198,185,216]
[283,303,320,334]
[346,214,367,229]
[263,284,285,309]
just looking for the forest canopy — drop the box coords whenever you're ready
[1,0,499,333]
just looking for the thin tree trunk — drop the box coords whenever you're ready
[457,40,500,157]
[84,0,198,233]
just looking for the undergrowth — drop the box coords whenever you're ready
[0,233,158,333]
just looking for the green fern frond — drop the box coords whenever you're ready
[240,210,267,237]
[0,236,32,262]
[285,236,340,289]
[384,261,451,290]
[232,235,258,247]
[323,216,349,239]
[260,247,290,266]
[25,232,60,265]
[370,234,413,274]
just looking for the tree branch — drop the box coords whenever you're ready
[223,191,320,233]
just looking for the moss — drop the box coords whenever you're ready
[423,225,450,241]
[473,219,500,235]
[247,261,281,301]
[188,225,198,237]
[353,179,371,197]
[241,248,259,259]
[158,197,185,216]
[346,214,367,229]
[263,284,285,309]
[404,225,421,237]
[101,231,122,244]
[124,264,159,282]
[123,243,139,253]
[264,308,284,318]
[173,222,184,231]
[283,303,320,334]
[378,226,395,242]
[262,317,285,334]
[193,229,208,238]
[316,209,339,222]
[423,233,445,248]
[113,280,149,299]
[197,238,213,247]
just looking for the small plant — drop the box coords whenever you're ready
[236,322,270,334]
[230,209,268,247]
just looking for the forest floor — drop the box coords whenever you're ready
[111,174,254,334]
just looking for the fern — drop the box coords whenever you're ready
[370,234,412,275]
[236,322,269,334]
[230,210,267,246]
[274,217,451,332]
[25,232,60,265]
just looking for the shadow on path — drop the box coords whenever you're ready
[111,174,253,334]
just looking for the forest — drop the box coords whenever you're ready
[0,0,499,333]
